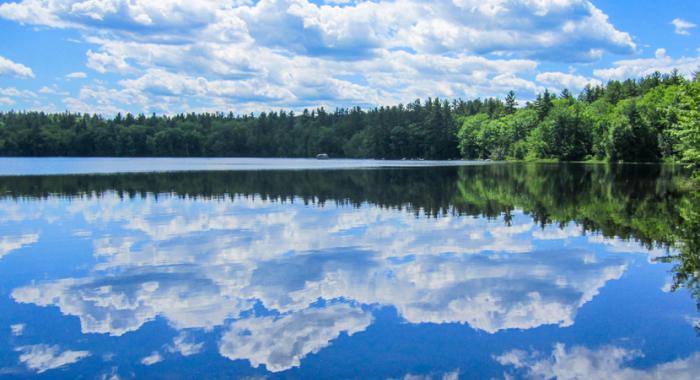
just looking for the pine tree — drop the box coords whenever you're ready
[505,91,517,114]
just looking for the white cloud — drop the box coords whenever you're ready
[0,0,221,30]
[0,55,34,78]
[0,0,639,113]
[15,344,90,373]
[0,87,36,98]
[10,324,26,336]
[594,48,700,81]
[65,71,88,79]
[62,83,150,114]
[167,332,204,356]
[535,71,602,91]
[672,18,696,36]
[86,49,132,74]
[496,343,700,380]
[38,85,68,96]
[219,303,372,372]
[0,87,37,107]
[140,351,163,366]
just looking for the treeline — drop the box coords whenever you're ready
[458,71,699,166]
[0,71,698,167]
[0,98,461,160]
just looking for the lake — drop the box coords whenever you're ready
[0,158,698,379]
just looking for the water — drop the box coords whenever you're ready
[0,159,698,379]
[0,157,484,176]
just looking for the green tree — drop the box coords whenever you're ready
[674,81,700,176]
[505,91,517,114]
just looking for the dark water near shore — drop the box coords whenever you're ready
[0,159,698,379]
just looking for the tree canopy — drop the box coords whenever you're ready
[1,71,699,175]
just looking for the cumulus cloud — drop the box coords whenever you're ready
[593,48,700,81]
[0,87,37,98]
[495,343,700,380]
[0,88,37,107]
[0,0,640,112]
[535,71,602,91]
[672,18,696,36]
[219,303,372,372]
[0,0,221,30]
[15,344,90,373]
[0,55,34,78]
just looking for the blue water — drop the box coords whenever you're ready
[0,159,697,379]
[0,157,486,176]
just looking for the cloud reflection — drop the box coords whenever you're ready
[0,233,39,260]
[167,332,204,357]
[6,193,634,370]
[219,303,372,372]
[15,344,90,373]
[496,344,700,380]
[12,266,253,336]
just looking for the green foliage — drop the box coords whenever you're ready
[673,81,700,176]
[607,99,660,162]
[454,71,699,173]
[0,100,464,160]
[637,84,683,159]
[0,71,699,177]
[457,113,489,159]
[533,100,593,160]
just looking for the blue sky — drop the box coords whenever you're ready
[0,0,698,115]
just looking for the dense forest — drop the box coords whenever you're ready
[1,71,699,172]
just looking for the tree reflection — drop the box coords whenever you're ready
[1,163,698,315]
[657,191,700,332]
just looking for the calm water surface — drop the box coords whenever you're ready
[0,159,698,379]
[0,157,483,176]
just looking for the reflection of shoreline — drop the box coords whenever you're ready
[0,164,689,247]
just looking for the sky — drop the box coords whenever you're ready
[0,0,698,115]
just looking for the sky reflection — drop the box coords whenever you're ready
[0,165,698,378]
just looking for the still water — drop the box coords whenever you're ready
[0,159,698,379]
